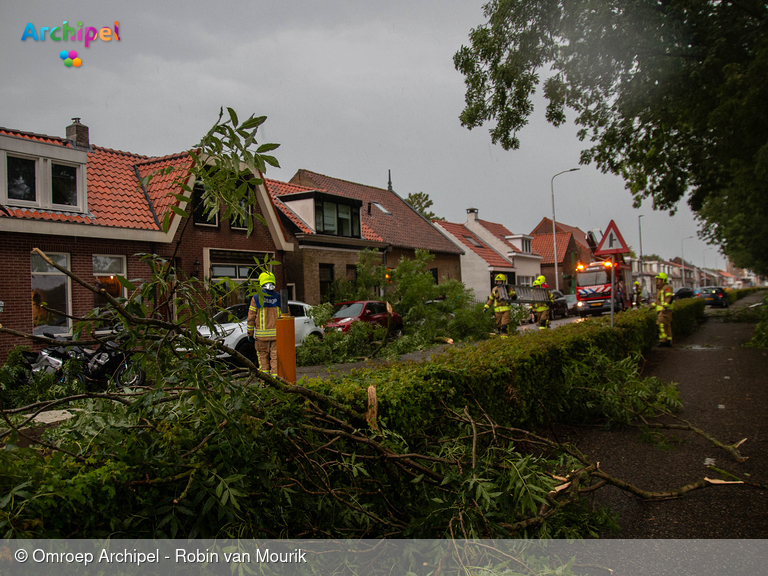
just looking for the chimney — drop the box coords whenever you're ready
[388,169,393,192]
[66,118,90,149]
[466,207,479,222]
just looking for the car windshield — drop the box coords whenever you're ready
[332,302,365,319]
[577,271,610,286]
[702,288,719,294]
[564,294,577,303]
[212,305,248,323]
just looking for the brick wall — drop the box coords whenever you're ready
[0,231,156,361]
[0,204,284,362]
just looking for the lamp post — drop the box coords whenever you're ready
[638,215,644,291]
[703,247,713,286]
[550,168,580,291]
[681,236,693,288]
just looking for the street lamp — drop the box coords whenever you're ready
[551,168,580,291]
[681,236,693,288]
[638,215,644,290]
[703,247,714,287]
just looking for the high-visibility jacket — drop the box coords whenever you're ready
[486,285,514,313]
[655,284,674,312]
[247,289,282,341]
[533,283,553,312]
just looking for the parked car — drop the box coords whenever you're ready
[198,300,323,364]
[673,287,695,301]
[563,293,579,317]
[549,290,570,319]
[698,286,730,308]
[325,301,403,335]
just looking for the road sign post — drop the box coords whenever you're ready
[594,220,630,327]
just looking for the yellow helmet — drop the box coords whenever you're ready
[655,272,668,282]
[533,275,546,287]
[494,274,507,283]
[259,271,276,289]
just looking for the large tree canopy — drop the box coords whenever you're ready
[454,0,768,274]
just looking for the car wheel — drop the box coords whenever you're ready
[234,339,257,365]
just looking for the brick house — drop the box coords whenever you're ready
[266,170,463,305]
[0,120,292,361]
[530,217,593,294]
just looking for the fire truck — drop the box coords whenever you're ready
[574,258,632,317]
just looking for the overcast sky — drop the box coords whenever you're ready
[2,0,725,270]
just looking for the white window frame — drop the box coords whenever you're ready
[92,254,127,297]
[31,251,72,336]
[1,135,87,213]
[229,199,252,231]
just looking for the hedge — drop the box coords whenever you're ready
[301,301,705,438]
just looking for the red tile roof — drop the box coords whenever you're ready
[531,232,573,265]
[288,170,462,254]
[532,217,590,250]
[437,221,512,268]
[0,128,192,231]
[476,219,523,254]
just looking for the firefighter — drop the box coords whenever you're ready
[654,272,674,347]
[532,275,554,330]
[247,271,282,375]
[484,273,516,337]
[634,281,643,308]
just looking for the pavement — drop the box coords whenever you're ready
[296,291,768,539]
[555,290,768,538]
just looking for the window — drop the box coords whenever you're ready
[93,255,126,308]
[464,236,483,247]
[288,303,305,317]
[7,156,36,202]
[372,201,391,215]
[314,199,361,238]
[230,197,251,230]
[319,263,334,298]
[346,265,357,282]
[2,151,86,211]
[52,163,78,206]
[522,239,532,253]
[31,252,71,336]
[209,256,265,309]
[192,183,219,226]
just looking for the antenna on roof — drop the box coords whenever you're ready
[388,170,393,192]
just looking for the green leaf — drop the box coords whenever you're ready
[115,275,136,291]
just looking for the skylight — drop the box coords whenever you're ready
[372,201,391,215]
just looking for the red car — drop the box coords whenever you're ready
[326,301,403,334]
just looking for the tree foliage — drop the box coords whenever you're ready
[1,109,758,543]
[405,192,444,221]
[454,0,768,274]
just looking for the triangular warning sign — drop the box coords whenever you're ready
[594,219,630,256]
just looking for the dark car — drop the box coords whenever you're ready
[698,286,730,308]
[549,290,570,320]
[673,287,695,301]
[326,301,404,334]
[563,293,579,317]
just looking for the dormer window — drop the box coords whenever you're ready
[1,134,87,213]
[314,198,361,238]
